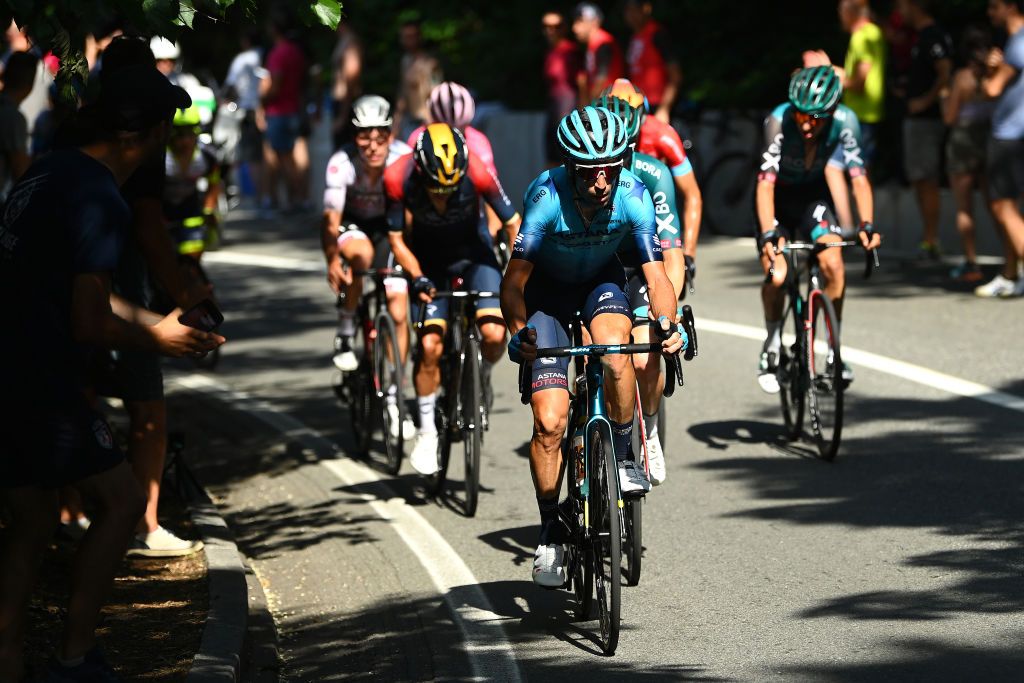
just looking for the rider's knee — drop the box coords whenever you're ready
[478,319,507,346]
[633,351,657,378]
[604,353,632,380]
[418,332,443,362]
[532,398,567,447]
[820,256,845,284]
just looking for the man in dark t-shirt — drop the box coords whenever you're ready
[0,65,221,681]
[899,0,952,259]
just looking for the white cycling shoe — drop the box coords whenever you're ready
[618,459,651,496]
[758,350,781,394]
[409,432,439,475]
[532,543,569,588]
[645,438,666,486]
[386,403,417,440]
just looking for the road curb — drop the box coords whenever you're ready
[183,486,248,682]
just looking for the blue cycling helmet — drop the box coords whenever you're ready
[556,106,629,165]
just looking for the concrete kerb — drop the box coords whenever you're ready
[183,485,248,682]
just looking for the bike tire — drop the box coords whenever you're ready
[461,337,483,517]
[374,313,405,475]
[563,402,594,620]
[779,299,805,441]
[623,498,642,587]
[348,362,373,458]
[592,426,621,655]
[807,291,844,460]
[656,399,666,450]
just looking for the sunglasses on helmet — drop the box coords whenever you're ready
[574,160,623,184]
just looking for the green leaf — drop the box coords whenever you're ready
[311,0,341,29]
[175,0,196,28]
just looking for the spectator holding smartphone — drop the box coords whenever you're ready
[0,65,223,681]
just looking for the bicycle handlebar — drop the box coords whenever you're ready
[767,240,879,282]
[415,290,497,329]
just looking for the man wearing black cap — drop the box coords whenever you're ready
[0,64,224,681]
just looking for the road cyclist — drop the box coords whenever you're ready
[385,122,521,476]
[499,104,683,588]
[755,66,881,393]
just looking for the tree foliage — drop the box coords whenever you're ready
[0,0,341,103]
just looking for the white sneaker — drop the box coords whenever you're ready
[975,274,1017,298]
[758,350,781,394]
[333,350,358,372]
[386,403,417,440]
[532,543,568,588]
[409,432,439,475]
[126,526,203,558]
[645,437,666,486]
[618,459,651,496]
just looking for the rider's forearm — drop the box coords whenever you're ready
[755,180,777,234]
[642,263,678,322]
[851,175,873,224]
[677,175,702,256]
[321,213,341,264]
[388,233,423,279]
[663,248,686,301]
[132,197,191,307]
[825,165,854,230]
[500,261,532,334]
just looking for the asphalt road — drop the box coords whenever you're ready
[169,207,1024,682]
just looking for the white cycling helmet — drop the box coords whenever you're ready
[150,36,181,60]
[351,95,393,128]
[428,81,475,129]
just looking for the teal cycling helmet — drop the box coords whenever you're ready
[556,106,629,164]
[788,66,843,115]
[592,94,642,144]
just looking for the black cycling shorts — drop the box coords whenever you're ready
[754,182,843,251]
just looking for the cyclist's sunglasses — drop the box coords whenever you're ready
[574,160,623,184]
[794,110,832,126]
[354,127,391,145]
[426,183,458,195]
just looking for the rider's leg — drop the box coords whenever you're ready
[760,238,787,351]
[337,233,373,323]
[414,326,444,432]
[631,322,664,417]
[817,233,846,320]
[385,286,410,363]
[589,311,636,458]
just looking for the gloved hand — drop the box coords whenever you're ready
[411,276,435,302]
[507,323,538,364]
[655,315,684,356]
[858,221,881,250]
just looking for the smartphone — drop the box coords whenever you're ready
[178,299,224,332]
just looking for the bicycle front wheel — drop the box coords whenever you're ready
[778,299,804,441]
[461,337,483,517]
[592,426,621,655]
[374,313,405,475]
[807,291,844,460]
[623,498,642,587]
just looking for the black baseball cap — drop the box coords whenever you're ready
[95,64,191,132]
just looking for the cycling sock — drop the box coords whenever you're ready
[610,418,633,462]
[643,412,658,442]
[417,392,437,434]
[338,309,356,337]
[385,386,397,407]
[537,497,565,545]
[764,319,782,353]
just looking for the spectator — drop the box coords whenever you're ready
[572,2,625,105]
[329,20,363,149]
[978,0,1024,297]
[0,50,35,199]
[100,37,211,559]
[542,10,581,166]
[898,0,952,260]
[943,27,997,284]
[0,64,219,682]
[224,29,267,207]
[393,17,442,141]
[260,10,308,215]
[1,21,53,138]
[623,0,682,124]
[838,0,886,169]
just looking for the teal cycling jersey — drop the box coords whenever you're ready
[629,151,681,250]
[514,166,662,283]
[758,103,866,187]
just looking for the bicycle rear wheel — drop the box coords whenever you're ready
[807,291,844,460]
[778,299,804,440]
[592,426,621,655]
[348,362,373,458]
[461,337,483,517]
[374,313,405,475]
[623,498,642,587]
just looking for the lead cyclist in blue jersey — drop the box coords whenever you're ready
[500,106,682,587]
[756,66,882,392]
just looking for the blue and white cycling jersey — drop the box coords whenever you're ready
[513,166,662,283]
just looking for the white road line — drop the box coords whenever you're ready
[201,250,1024,414]
[203,250,324,272]
[171,374,523,683]
[697,318,1024,414]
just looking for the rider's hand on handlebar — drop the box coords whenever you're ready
[858,221,881,251]
[508,323,538,364]
[327,257,351,293]
[655,316,684,356]
[412,276,436,303]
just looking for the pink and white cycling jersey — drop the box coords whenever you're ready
[323,139,411,226]
[406,124,497,176]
